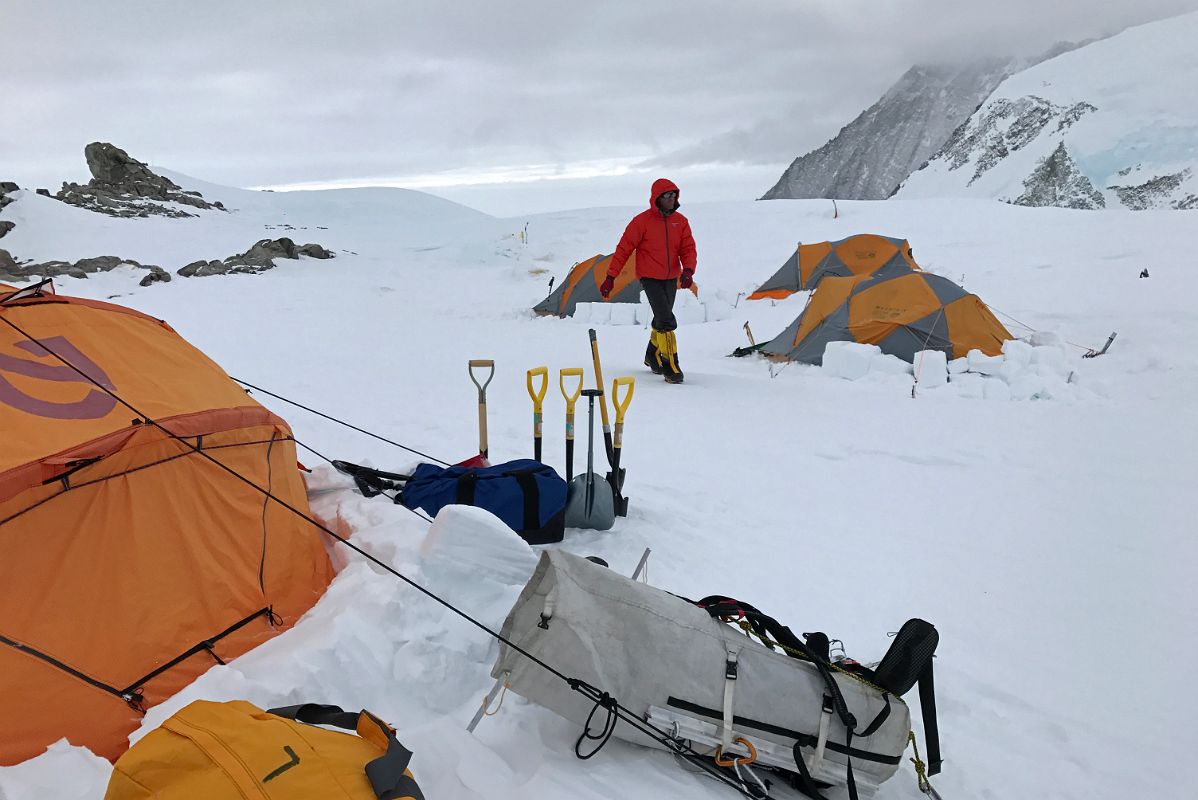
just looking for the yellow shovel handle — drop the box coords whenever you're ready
[559,367,584,411]
[611,376,635,424]
[526,366,548,412]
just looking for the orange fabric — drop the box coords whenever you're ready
[790,276,861,349]
[746,288,794,301]
[942,296,1010,356]
[557,254,604,313]
[608,178,697,280]
[834,234,900,276]
[1,297,257,478]
[797,241,834,287]
[847,272,942,343]
[0,289,333,765]
[105,700,421,799]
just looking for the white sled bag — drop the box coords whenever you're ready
[492,550,911,795]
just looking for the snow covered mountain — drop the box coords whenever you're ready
[897,12,1198,210]
[761,58,1018,201]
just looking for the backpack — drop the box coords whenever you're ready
[103,700,423,800]
[401,459,567,544]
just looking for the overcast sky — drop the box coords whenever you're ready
[3,0,1196,215]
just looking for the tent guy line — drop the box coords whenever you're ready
[0,305,771,800]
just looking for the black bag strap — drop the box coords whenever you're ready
[504,468,541,531]
[267,703,425,800]
[918,658,942,776]
[455,472,477,505]
[332,460,411,499]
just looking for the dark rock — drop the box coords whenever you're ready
[36,189,51,197]
[0,221,14,239]
[0,248,16,272]
[298,243,333,259]
[1013,142,1105,209]
[0,182,18,192]
[178,259,230,278]
[1108,168,1193,211]
[74,256,131,274]
[54,142,226,219]
[138,266,172,287]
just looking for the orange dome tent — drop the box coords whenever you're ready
[748,234,920,300]
[0,281,334,765]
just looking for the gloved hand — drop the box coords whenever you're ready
[679,270,694,290]
[599,275,615,298]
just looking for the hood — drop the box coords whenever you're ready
[649,178,680,209]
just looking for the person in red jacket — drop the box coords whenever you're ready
[600,178,696,384]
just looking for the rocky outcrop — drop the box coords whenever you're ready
[763,59,1018,201]
[177,238,334,277]
[0,253,172,286]
[0,182,16,240]
[938,97,1097,186]
[1013,142,1105,209]
[1108,168,1195,210]
[54,142,225,219]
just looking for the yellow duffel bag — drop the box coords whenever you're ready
[104,700,424,799]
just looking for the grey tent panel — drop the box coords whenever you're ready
[534,255,641,318]
[876,309,953,363]
[754,250,801,294]
[760,305,852,365]
[922,274,970,307]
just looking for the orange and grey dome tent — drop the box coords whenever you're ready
[534,253,643,317]
[748,234,920,300]
[759,270,1012,364]
[0,281,334,765]
[534,252,699,317]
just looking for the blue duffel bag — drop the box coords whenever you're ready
[400,459,567,545]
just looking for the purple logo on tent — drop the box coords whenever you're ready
[0,336,118,419]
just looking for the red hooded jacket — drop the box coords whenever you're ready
[608,178,697,281]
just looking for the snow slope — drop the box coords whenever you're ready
[1,181,1196,800]
[898,13,1198,210]
[762,59,1019,201]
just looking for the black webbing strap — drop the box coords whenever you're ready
[331,460,411,499]
[267,703,425,800]
[505,468,541,531]
[455,472,477,505]
[919,659,942,776]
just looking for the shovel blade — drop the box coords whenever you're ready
[564,473,616,531]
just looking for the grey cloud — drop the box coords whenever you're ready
[2,0,1196,194]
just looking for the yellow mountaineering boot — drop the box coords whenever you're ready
[661,331,683,384]
[645,331,664,375]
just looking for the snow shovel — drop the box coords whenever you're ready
[607,376,634,517]
[468,359,495,461]
[526,366,548,462]
[559,367,584,480]
[563,388,615,531]
[587,328,619,475]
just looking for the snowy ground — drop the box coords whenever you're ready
[1,181,1196,800]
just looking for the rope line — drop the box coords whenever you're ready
[230,377,452,467]
[291,437,434,525]
[0,312,766,800]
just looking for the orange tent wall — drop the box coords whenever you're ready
[1,287,334,764]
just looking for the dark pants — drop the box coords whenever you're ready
[640,277,678,332]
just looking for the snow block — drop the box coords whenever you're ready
[822,342,879,381]
[1002,339,1035,366]
[983,378,1013,401]
[1028,330,1063,348]
[1008,374,1046,401]
[871,353,914,375]
[421,505,537,591]
[947,357,969,375]
[1031,345,1068,376]
[914,350,948,387]
[950,372,986,399]
[609,302,638,326]
[966,349,1005,375]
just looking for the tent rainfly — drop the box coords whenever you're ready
[759,270,1012,364]
[0,281,334,765]
[749,234,920,300]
